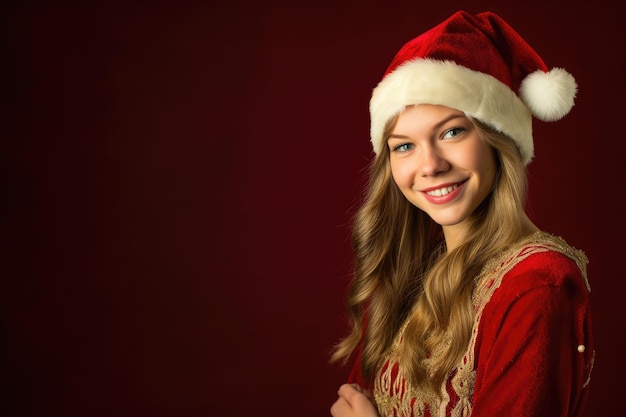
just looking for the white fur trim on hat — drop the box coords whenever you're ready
[370,58,534,164]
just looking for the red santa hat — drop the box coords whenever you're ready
[369,10,577,165]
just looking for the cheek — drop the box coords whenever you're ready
[389,161,413,188]
[477,153,498,190]
[466,142,496,176]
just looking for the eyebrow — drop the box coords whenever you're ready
[388,113,467,140]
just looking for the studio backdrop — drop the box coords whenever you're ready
[2,1,622,416]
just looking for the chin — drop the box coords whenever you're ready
[430,215,468,227]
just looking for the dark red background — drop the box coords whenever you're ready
[2,1,622,416]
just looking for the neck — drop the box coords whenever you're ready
[443,215,539,252]
[442,223,467,252]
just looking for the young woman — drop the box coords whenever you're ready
[330,11,594,417]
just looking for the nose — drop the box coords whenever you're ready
[418,146,449,176]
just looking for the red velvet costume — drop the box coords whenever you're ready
[347,232,594,417]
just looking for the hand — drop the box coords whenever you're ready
[330,383,380,417]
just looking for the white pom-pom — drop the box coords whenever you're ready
[519,68,577,121]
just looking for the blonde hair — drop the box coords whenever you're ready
[331,117,531,394]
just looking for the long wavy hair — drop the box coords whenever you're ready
[331,116,532,394]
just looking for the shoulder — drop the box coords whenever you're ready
[472,232,594,359]
[470,235,595,416]
[502,231,589,293]
[474,231,590,311]
[504,250,585,292]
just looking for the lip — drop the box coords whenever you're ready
[420,180,466,204]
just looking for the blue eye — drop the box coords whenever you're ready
[391,143,414,152]
[443,127,465,139]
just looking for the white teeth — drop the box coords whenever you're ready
[427,184,457,197]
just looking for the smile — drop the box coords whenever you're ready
[426,184,458,197]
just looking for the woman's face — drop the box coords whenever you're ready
[387,104,497,236]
